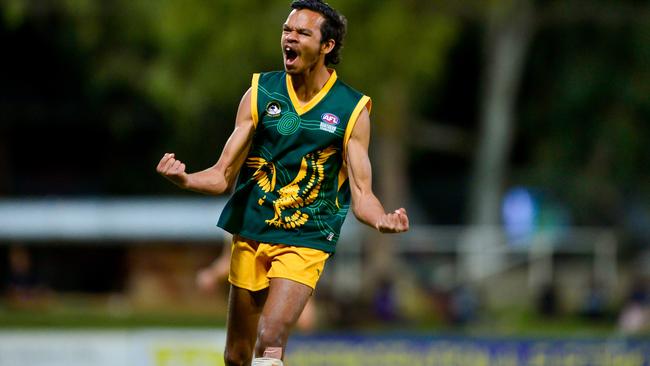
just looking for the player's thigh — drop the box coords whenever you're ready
[265,244,329,289]
[225,285,267,357]
[256,278,312,344]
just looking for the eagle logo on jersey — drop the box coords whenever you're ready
[247,146,338,229]
[246,157,276,193]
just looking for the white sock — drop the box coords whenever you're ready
[251,357,284,366]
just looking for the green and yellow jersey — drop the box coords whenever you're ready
[217,70,371,253]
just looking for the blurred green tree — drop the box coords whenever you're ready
[335,1,460,286]
[2,0,648,224]
[516,1,650,226]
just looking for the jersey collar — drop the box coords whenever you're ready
[286,69,337,116]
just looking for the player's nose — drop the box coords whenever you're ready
[284,31,298,43]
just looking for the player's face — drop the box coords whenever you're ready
[281,9,329,74]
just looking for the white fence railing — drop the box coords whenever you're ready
[0,198,622,308]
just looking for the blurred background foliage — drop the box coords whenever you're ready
[1,0,648,228]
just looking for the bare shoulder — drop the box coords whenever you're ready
[234,87,255,130]
[349,106,371,150]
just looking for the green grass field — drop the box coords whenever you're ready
[1,306,630,338]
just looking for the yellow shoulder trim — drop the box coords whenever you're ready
[342,95,371,160]
[251,73,260,129]
[286,69,338,116]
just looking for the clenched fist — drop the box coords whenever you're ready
[156,153,189,188]
[375,208,409,233]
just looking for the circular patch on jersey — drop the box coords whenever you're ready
[265,101,282,117]
[277,111,301,135]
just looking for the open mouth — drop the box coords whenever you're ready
[284,46,298,65]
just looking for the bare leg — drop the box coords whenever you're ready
[254,278,312,360]
[224,284,268,366]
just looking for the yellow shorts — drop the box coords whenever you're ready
[228,235,330,292]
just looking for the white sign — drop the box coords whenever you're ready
[0,330,227,366]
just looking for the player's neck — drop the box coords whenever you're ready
[288,65,332,105]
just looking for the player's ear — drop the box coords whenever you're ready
[321,39,335,55]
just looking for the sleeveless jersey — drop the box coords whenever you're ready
[217,70,371,253]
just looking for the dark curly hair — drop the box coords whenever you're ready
[290,0,347,65]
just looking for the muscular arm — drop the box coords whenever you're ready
[156,88,256,195]
[346,108,409,233]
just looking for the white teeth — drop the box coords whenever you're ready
[285,47,291,51]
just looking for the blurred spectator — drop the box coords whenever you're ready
[618,276,650,335]
[537,282,558,317]
[580,277,608,320]
[373,277,398,322]
[502,187,537,246]
[196,245,231,296]
[6,245,44,306]
[450,285,478,325]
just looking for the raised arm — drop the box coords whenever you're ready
[156,88,256,195]
[346,107,409,233]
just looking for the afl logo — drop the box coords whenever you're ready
[266,101,282,117]
[321,113,339,125]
